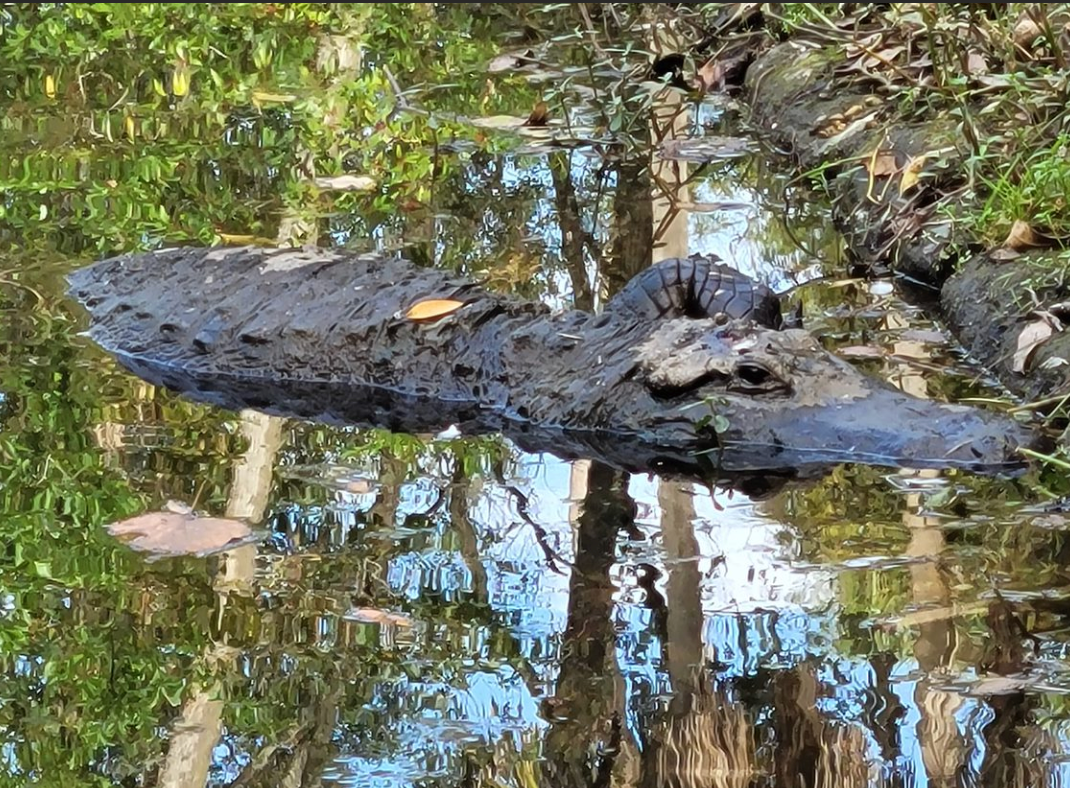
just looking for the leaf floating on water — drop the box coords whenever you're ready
[107,506,254,558]
[345,607,415,628]
[659,136,757,164]
[958,675,1040,697]
[471,114,527,130]
[1012,314,1062,374]
[405,298,464,322]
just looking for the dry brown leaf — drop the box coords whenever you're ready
[695,57,724,93]
[861,45,906,70]
[405,298,464,321]
[523,101,550,127]
[1003,219,1045,251]
[1012,316,1060,374]
[865,149,900,177]
[1014,14,1043,48]
[966,51,988,75]
[814,101,877,139]
[899,154,927,194]
[107,508,253,557]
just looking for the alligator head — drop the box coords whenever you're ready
[616,317,1040,473]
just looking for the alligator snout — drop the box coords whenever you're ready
[727,385,1042,473]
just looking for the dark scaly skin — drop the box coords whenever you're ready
[66,245,1040,477]
[605,254,784,329]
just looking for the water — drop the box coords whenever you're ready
[2,6,1069,787]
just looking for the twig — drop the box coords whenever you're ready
[505,485,568,574]
[577,4,609,60]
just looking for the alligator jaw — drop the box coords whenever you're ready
[713,382,1040,473]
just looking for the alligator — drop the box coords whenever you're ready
[67,245,1042,479]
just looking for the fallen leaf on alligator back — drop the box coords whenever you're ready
[405,298,464,321]
[107,502,256,558]
[215,233,278,247]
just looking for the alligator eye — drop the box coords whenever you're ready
[732,362,788,394]
[712,312,729,326]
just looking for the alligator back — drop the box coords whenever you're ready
[68,245,549,387]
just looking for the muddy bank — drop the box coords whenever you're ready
[744,41,1070,404]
